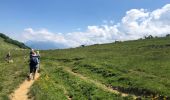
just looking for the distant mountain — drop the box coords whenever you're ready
[25,41,67,50]
[0,33,30,49]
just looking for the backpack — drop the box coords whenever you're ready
[30,56,38,66]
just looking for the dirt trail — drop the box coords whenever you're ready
[10,73,40,100]
[64,67,137,99]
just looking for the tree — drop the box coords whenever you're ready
[144,35,154,39]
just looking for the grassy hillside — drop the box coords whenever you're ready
[1,33,170,100]
[30,37,170,100]
[0,33,30,49]
[0,37,18,50]
[0,34,30,100]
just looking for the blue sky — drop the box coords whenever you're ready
[0,0,170,49]
[0,0,169,34]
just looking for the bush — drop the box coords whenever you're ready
[144,35,154,39]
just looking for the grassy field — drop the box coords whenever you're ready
[30,62,133,100]
[30,36,170,99]
[0,37,29,100]
[1,34,170,99]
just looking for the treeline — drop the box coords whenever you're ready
[144,34,170,39]
[0,33,30,49]
[115,34,170,44]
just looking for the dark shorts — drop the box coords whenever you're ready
[30,64,37,73]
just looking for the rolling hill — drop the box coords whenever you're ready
[30,36,170,100]
[0,33,30,100]
[0,33,30,49]
[1,33,170,100]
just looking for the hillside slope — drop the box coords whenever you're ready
[0,37,18,50]
[0,33,30,49]
[1,33,170,100]
[30,36,170,100]
[0,33,30,99]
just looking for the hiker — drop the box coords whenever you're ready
[5,51,13,63]
[28,51,39,80]
[36,51,41,73]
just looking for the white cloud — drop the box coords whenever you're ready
[20,4,170,49]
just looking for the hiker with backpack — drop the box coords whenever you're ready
[28,50,39,80]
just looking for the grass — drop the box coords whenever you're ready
[30,37,170,99]
[0,37,18,50]
[30,62,133,100]
[0,37,29,100]
[1,35,170,99]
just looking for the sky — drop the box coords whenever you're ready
[0,0,170,49]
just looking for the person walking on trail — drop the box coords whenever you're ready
[28,51,39,80]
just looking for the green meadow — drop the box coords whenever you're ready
[30,36,170,100]
[1,33,170,100]
[0,36,29,100]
